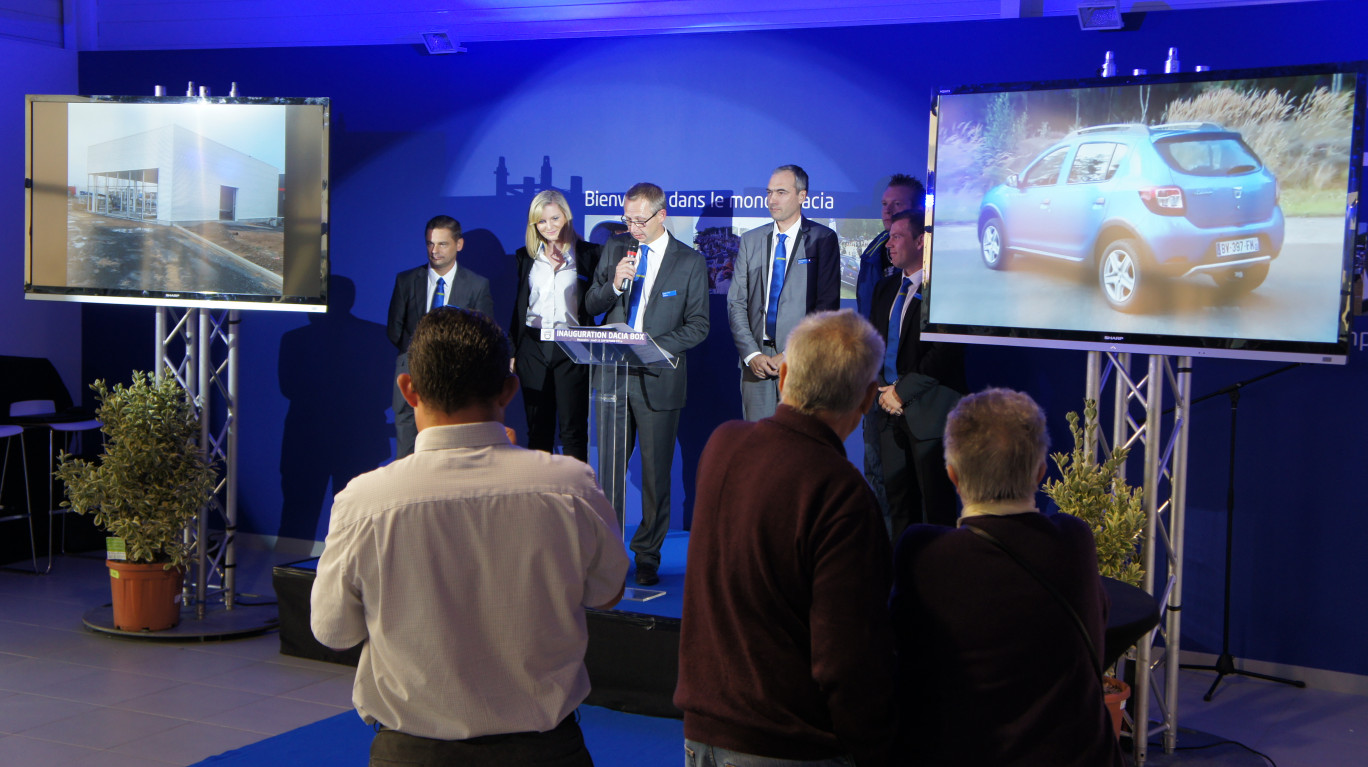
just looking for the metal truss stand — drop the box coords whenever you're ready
[1084,351,1192,765]
[85,307,275,639]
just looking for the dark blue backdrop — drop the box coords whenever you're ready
[76,2,1368,678]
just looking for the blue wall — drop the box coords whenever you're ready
[73,0,1368,677]
[1,37,80,392]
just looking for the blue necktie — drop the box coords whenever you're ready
[883,277,912,384]
[627,243,650,329]
[430,276,445,312]
[765,233,788,340]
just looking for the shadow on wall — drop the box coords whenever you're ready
[277,275,394,542]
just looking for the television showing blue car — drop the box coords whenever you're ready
[977,122,1285,312]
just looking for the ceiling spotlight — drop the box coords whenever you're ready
[1078,1,1124,30]
[422,31,466,55]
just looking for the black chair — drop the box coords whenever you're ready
[0,356,102,572]
[0,422,38,572]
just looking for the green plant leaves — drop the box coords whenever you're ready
[1042,400,1146,587]
[55,370,218,568]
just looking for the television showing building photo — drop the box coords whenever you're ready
[66,101,288,296]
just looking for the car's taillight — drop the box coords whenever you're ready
[1139,186,1185,215]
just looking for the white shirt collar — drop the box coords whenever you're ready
[904,267,924,295]
[641,230,670,256]
[430,263,458,283]
[537,241,576,266]
[414,422,511,452]
[957,498,1039,525]
[773,217,802,240]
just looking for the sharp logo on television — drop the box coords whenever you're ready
[923,65,1361,364]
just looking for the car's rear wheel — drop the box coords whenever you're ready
[1098,239,1150,312]
[980,217,1009,270]
[1211,263,1269,295]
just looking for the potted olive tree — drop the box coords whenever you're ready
[1042,398,1146,735]
[56,371,217,631]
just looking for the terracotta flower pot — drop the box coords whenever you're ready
[1104,676,1132,736]
[107,560,184,631]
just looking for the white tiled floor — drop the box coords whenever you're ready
[0,550,355,767]
[1,549,1365,766]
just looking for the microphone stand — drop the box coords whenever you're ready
[1180,363,1307,701]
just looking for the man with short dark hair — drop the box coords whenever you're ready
[313,307,628,767]
[857,175,923,318]
[890,388,1123,766]
[872,209,966,540]
[584,182,710,586]
[387,215,494,458]
[677,309,895,767]
[727,164,841,421]
[859,175,925,517]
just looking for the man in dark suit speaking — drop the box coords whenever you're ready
[387,215,493,458]
[584,183,710,586]
[871,210,966,541]
[726,164,841,421]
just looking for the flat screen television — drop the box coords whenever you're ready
[922,63,1363,364]
[25,95,330,312]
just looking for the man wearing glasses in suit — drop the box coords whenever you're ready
[584,183,710,587]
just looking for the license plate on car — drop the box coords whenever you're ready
[1217,237,1260,257]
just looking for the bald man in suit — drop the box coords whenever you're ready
[727,164,841,421]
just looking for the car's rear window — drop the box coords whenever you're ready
[1155,135,1262,177]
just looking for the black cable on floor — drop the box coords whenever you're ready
[1151,736,1278,766]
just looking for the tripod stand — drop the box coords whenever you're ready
[1182,364,1306,701]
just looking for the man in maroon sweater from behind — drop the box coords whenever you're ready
[676,309,895,767]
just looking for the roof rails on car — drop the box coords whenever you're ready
[1151,121,1228,132]
[1074,123,1146,135]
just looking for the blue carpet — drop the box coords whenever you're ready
[194,705,683,766]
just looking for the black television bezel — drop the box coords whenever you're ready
[920,62,1364,365]
[24,94,331,313]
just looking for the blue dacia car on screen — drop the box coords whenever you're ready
[977,122,1284,312]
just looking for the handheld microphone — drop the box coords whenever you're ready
[619,245,639,292]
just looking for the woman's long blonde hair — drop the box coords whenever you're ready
[525,189,578,258]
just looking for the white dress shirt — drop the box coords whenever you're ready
[762,217,803,340]
[526,242,579,329]
[426,263,458,311]
[617,230,670,332]
[891,268,924,334]
[743,218,804,364]
[311,422,629,740]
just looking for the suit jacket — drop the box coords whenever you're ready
[726,217,841,361]
[386,263,494,353]
[856,230,890,319]
[871,272,967,441]
[508,239,602,350]
[584,233,710,411]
